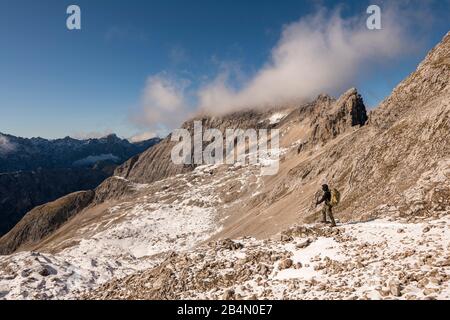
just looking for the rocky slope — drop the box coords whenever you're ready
[0,32,448,300]
[85,216,450,300]
[6,85,367,254]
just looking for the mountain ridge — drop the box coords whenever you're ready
[0,132,161,172]
[0,133,161,236]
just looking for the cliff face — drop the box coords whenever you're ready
[259,32,450,226]
[308,88,367,145]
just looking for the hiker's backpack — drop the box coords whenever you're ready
[330,188,341,207]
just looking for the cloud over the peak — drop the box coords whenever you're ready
[0,134,16,155]
[128,131,157,143]
[131,73,192,135]
[197,6,412,113]
[133,3,429,132]
[71,129,115,140]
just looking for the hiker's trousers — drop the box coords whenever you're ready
[322,204,336,226]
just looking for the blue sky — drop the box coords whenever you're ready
[0,0,448,140]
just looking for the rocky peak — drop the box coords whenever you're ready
[309,88,367,144]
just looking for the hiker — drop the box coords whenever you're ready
[315,184,336,227]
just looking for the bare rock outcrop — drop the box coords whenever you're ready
[309,88,367,144]
[92,176,139,205]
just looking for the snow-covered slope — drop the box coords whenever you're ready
[1,152,449,300]
[83,216,450,300]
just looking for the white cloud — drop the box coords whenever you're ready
[131,73,192,135]
[128,131,158,143]
[71,129,114,140]
[0,134,16,155]
[197,6,411,113]
[133,4,427,131]
[73,154,120,166]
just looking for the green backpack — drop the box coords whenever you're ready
[330,188,341,207]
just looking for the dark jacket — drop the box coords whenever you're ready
[317,189,331,206]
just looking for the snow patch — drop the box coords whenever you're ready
[266,112,288,125]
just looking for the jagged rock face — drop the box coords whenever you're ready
[324,35,449,219]
[0,191,94,255]
[264,33,450,225]
[182,33,449,239]
[309,88,367,144]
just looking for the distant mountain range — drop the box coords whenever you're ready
[0,133,161,236]
[0,133,160,172]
